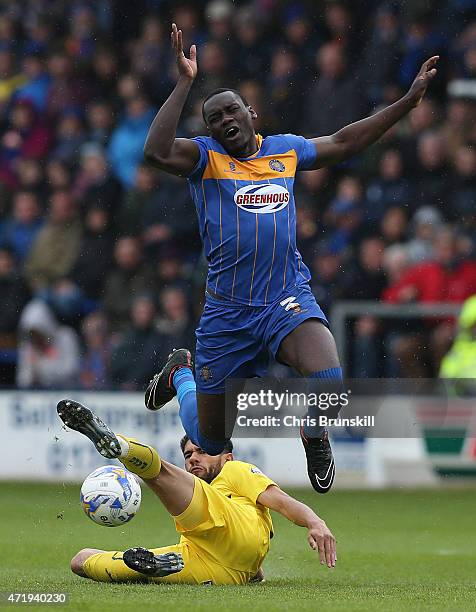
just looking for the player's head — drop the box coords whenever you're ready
[202,88,258,155]
[180,435,233,483]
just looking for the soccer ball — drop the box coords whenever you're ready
[80,466,141,527]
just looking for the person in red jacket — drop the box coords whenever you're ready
[0,99,52,188]
[383,228,476,304]
[382,227,476,375]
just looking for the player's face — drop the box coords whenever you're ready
[183,440,230,483]
[203,91,257,156]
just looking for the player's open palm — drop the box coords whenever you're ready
[171,23,197,81]
[408,55,439,107]
[308,519,337,568]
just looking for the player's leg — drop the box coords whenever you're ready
[145,298,259,454]
[277,318,341,376]
[264,284,343,493]
[144,348,229,455]
[73,544,187,583]
[71,548,104,578]
[57,399,196,515]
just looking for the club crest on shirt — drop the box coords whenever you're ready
[269,159,285,172]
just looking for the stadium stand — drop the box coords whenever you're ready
[0,0,475,387]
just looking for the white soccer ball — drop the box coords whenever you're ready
[80,466,141,527]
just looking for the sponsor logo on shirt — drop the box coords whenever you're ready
[234,184,290,213]
[224,161,243,174]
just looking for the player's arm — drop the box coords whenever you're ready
[307,56,439,169]
[257,485,336,568]
[143,23,200,177]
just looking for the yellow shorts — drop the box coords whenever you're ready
[83,476,269,585]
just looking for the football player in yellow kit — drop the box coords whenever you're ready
[57,399,336,585]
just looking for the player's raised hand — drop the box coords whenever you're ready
[171,23,197,81]
[407,55,439,107]
[308,519,337,568]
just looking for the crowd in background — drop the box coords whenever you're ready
[0,0,475,389]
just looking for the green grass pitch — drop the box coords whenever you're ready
[1,483,475,611]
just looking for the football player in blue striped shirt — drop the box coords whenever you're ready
[144,24,438,493]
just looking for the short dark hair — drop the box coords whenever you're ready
[202,88,250,122]
[180,434,233,455]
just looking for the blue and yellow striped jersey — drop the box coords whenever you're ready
[187,133,317,306]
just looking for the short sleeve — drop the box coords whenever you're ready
[283,133,317,170]
[223,461,277,504]
[187,136,210,180]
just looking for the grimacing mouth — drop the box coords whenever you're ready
[224,125,240,138]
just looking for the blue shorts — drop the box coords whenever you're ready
[195,283,328,393]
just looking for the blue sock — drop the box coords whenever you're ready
[173,368,227,455]
[303,367,343,438]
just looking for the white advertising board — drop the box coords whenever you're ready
[0,391,370,486]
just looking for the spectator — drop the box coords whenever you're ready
[365,149,414,222]
[0,191,44,262]
[193,40,229,100]
[451,145,476,228]
[51,110,86,165]
[0,99,52,189]
[414,131,451,213]
[406,206,443,263]
[102,236,154,330]
[205,0,235,54]
[72,143,122,213]
[283,9,320,75]
[344,237,387,377]
[71,206,115,300]
[380,206,408,246]
[45,159,72,195]
[440,98,475,158]
[85,100,115,147]
[79,311,111,390]
[108,95,156,188]
[303,42,364,136]
[90,46,119,100]
[111,294,164,390]
[0,247,29,350]
[324,176,364,254]
[267,47,302,133]
[16,299,80,389]
[156,286,196,351]
[14,158,44,194]
[45,51,90,119]
[130,15,173,104]
[233,8,269,81]
[310,243,346,315]
[14,52,51,112]
[24,190,82,290]
[360,4,402,105]
[117,163,160,236]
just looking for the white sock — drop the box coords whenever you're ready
[116,435,130,458]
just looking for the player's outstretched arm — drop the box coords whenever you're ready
[143,23,200,176]
[257,485,336,568]
[308,56,439,169]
